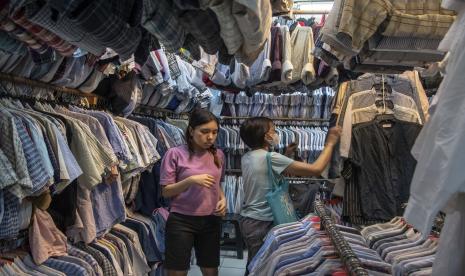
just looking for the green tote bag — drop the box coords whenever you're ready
[265,152,298,225]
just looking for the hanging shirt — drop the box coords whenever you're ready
[348,119,421,221]
[160,145,225,216]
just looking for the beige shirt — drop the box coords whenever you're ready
[232,0,272,66]
[288,26,316,85]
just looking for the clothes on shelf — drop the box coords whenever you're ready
[330,71,429,225]
[247,215,392,276]
[317,0,454,72]
[361,217,438,276]
[247,213,444,276]
[222,87,335,120]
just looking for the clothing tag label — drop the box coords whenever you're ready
[382,123,392,128]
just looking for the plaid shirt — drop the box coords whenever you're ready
[383,11,455,39]
[0,30,27,54]
[142,0,186,52]
[336,0,455,52]
[338,0,390,52]
[68,244,104,276]
[10,8,76,56]
[0,110,32,199]
[70,0,141,60]
[0,190,20,239]
[14,117,50,196]
[0,149,18,189]
[178,8,226,55]
[0,9,49,54]
[25,2,105,56]
[201,0,243,55]
[75,243,118,276]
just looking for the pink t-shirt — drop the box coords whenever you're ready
[160,145,225,216]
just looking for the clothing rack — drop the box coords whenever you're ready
[0,72,99,99]
[134,105,190,120]
[221,116,329,122]
[314,199,369,276]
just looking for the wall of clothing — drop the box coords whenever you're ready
[331,71,430,225]
[221,87,335,120]
[0,84,185,275]
[222,174,244,215]
[218,123,329,171]
[1,0,341,123]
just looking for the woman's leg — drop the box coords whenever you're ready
[165,213,197,275]
[194,216,222,276]
[239,217,273,275]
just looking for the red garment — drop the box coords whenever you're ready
[30,209,68,265]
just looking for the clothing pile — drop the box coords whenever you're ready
[248,216,393,275]
[317,0,455,73]
[361,218,439,276]
[138,52,216,114]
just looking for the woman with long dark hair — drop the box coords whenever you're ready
[160,108,226,276]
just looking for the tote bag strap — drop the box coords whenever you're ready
[266,152,280,191]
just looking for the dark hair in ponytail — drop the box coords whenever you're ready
[186,108,221,168]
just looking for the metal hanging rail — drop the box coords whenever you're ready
[220,116,330,122]
[134,105,190,119]
[314,199,369,276]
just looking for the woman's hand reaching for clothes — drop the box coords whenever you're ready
[284,142,298,158]
[214,194,226,217]
[189,174,216,188]
[325,126,342,147]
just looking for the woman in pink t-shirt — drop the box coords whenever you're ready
[160,109,226,276]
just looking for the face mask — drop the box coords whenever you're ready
[268,133,280,147]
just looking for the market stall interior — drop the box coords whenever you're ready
[0,0,462,275]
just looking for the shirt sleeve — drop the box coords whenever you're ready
[270,152,294,175]
[414,71,430,123]
[348,127,362,168]
[332,81,348,117]
[160,148,178,185]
